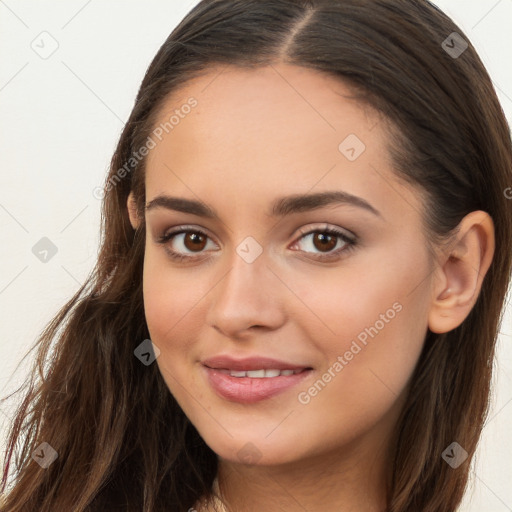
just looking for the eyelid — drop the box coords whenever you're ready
[160,224,216,241]
[293,223,355,241]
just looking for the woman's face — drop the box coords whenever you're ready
[134,64,436,467]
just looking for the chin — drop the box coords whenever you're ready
[199,430,302,466]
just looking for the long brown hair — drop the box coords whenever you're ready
[2,1,511,510]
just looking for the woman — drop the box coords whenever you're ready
[1,1,511,510]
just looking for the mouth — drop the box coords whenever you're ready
[202,356,313,403]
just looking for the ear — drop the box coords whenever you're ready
[428,210,495,334]
[127,192,142,230]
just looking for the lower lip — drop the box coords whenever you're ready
[204,366,312,403]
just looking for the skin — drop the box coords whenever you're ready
[127,63,494,511]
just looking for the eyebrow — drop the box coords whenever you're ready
[145,191,382,219]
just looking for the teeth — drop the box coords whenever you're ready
[226,368,303,378]
[230,370,247,377]
[246,369,266,378]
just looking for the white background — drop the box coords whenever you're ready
[0,1,511,510]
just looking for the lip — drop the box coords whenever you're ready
[202,356,313,403]
[202,355,309,372]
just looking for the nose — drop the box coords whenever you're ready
[205,247,286,339]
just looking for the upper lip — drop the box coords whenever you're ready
[202,356,311,371]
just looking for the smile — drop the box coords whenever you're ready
[202,356,313,403]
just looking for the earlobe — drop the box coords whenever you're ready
[127,192,141,230]
[428,211,495,334]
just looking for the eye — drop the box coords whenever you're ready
[157,226,218,261]
[156,224,357,263]
[290,224,356,261]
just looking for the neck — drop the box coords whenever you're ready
[215,429,394,512]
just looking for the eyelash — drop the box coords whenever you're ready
[156,225,357,263]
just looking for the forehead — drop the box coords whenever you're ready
[148,63,382,164]
[143,63,420,222]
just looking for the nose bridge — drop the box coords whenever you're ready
[205,240,285,334]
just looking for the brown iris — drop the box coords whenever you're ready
[313,232,337,252]
[183,232,207,252]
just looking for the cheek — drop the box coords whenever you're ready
[298,307,427,450]
[289,292,429,450]
[289,239,430,347]
[142,253,213,408]
[291,242,430,407]
[142,250,208,354]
